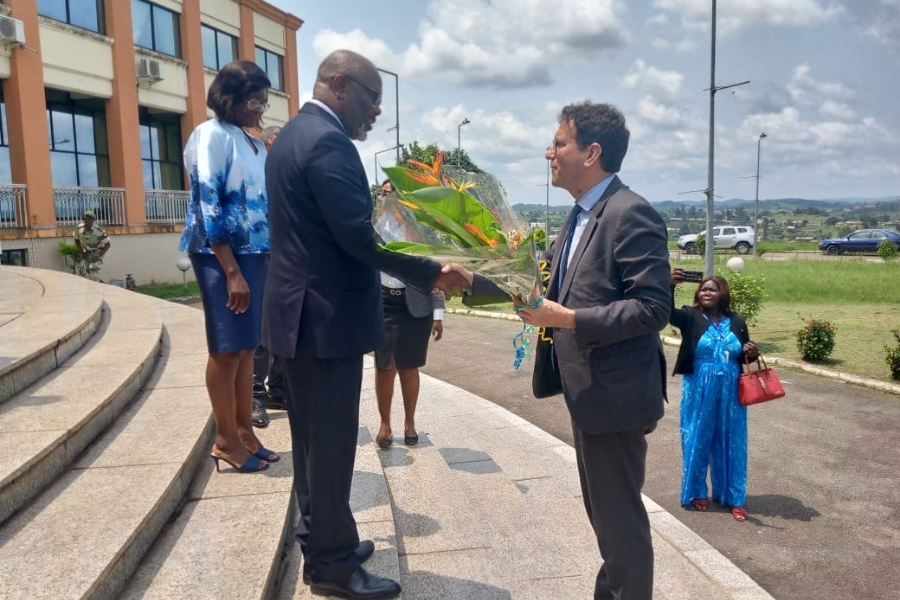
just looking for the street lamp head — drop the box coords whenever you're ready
[759,132,767,140]
[461,118,471,126]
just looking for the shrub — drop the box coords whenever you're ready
[695,234,706,255]
[57,242,78,274]
[533,226,547,251]
[796,317,837,362]
[877,240,898,261]
[885,330,900,380]
[725,272,765,327]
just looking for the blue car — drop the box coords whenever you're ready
[819,229,900,255]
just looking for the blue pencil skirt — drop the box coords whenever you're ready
[190,253,268,354]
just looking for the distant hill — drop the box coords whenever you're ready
[651,197,900,212]
[512,203,571,214]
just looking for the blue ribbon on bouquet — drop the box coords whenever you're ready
[512,296,544,370]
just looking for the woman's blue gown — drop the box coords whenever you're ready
[679,317,748,507]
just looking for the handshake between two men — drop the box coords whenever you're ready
[431,263,475,299]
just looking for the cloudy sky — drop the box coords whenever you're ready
[268,0,899,206]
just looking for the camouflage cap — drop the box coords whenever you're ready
[83,210,96,219]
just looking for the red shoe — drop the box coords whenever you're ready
[691,498,709,512]
[732,507,748,522]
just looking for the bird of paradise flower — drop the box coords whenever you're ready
[382,151,516,254]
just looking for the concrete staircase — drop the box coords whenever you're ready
[0,267,305,600]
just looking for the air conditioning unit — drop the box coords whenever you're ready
[136,57,163,83]
[0,16,25,47]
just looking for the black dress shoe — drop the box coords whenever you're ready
[266,394,288,411]
[310,567,400,600]
[303,540,376,584]
[251,400,269,428]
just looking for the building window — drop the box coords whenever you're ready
[201,24,237,71]
[139,108,183,190]
[1,249,28,266]
[46,93,111,188]
[0,95,10,183]
[131,0,181,58]
[38,0,105,35]
[255,46,284,91]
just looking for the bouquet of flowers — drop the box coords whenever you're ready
[375,152,542,306]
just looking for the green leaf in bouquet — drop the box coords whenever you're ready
[382,166,435,194]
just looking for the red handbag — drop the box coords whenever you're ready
[738,355,785,406]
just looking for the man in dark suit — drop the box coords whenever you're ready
[262,50,467,600]
[518,102,671,600]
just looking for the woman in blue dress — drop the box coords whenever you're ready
[180,60,277,473]
[669,269,759,521]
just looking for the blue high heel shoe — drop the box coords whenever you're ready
[210,452,269,473]
[253,445,280,463]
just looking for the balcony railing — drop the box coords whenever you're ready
[145,189,190,225]
[54,186,126,227]
[0,184,28,229]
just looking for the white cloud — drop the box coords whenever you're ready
[636,96,686,128]
[649,37,697,52]
[819,100,856,121]
[620,60,684,97]
[844,0,900,51]
[312,0,630,88]
[787,64,854,105]
[418,104,553,164]
[651,0,843,34]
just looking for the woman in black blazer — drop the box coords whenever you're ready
[670,268,759,521]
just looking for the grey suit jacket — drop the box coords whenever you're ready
[544,176,670,434]
[403,284,445,319]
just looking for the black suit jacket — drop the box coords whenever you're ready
[542,176,671,434]
[262,103,440,359]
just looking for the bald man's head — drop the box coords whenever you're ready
[312,50,383,141]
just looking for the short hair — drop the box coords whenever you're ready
[559,102,630,173]
[693,276,732,313]
[207,60,271,125]
[259,126,281,145]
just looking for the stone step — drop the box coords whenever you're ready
[119,410,296,600]
[0,291,214,600]
[0,303,162,524]
[0,267,104,405]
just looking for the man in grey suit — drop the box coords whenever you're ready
[263,50,467,600]
[518,102,671,600]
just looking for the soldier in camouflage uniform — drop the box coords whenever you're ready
[73,210,110,281]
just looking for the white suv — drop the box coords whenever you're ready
[677,226,755,255]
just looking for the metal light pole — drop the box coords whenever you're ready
[703,0,749,276]
[376,68,400,163]
[534,159,551,237]
[752,132,767,258]
[374,145,400,182]
[457,118,471,167]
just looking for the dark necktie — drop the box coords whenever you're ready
[551,204,582,300]
[548,204,582,371]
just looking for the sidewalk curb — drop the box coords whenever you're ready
[445,308,900,397]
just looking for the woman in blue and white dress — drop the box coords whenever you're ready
[669,269,759,521]
[180,60,277,473]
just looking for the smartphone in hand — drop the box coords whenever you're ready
[681,270,704,283]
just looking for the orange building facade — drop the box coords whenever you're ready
[0,0,301,283]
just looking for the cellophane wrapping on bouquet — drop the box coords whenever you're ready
[375,153,542,305]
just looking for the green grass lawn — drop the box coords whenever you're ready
[670,257,900,380]
[135,280,200,300]
[452,256,900,382]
